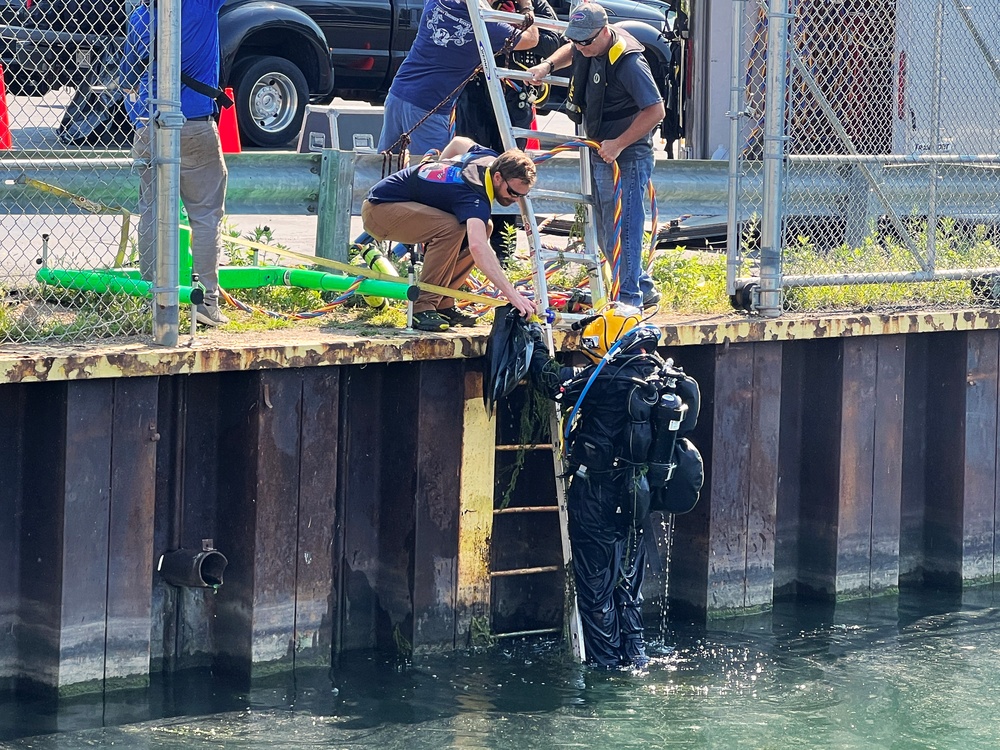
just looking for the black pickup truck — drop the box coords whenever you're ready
[0,0,686,148]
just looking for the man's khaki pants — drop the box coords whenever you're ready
[134,120,228,305]
[361,200,477,313]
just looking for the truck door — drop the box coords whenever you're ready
[296,0,406,94]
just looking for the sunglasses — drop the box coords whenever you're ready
[502,176,528,199]
[572,30,602,46]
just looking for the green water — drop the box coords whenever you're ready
[4,587,1000,749]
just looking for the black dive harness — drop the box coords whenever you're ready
[559,352,703,516]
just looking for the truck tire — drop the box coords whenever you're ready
[3,65,52,97]
[231,55,308,148]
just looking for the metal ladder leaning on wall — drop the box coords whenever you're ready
[468,3,607,662]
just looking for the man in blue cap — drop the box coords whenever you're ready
[528,1,664,310]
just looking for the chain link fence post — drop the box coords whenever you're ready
[758,0,791,318]
[153,0,181,346]
[725,0,748,299]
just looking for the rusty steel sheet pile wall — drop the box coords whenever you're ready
[0,357,483,696]
[667,328,1000,621]
[8,321,1000,695]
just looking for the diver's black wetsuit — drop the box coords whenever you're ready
[533,348,662,667]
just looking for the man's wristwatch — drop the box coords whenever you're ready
[541,59,553,74]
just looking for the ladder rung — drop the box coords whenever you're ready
[515,128,579,145]
[492,627,562,639]
[496,443,553,451]
[494,505,558,515]
[549,312,595,326]
[496,67,569,88]
[491,565,561,577]
[538,249,601,267]
[529,188,592,203]
[479,8,567,34]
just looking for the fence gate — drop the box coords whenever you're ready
[728,0,1000,317]
[0,0,168,345]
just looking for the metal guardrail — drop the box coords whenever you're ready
[0,150,324,215]
[5,149,1000,258]
[1,149,736,267]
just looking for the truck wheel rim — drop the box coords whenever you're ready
[249,72,298,134]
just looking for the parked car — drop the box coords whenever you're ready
[0,0,340,146]
[0,0,687,149]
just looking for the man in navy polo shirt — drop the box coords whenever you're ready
[361,136,537,331]
[123,0,230,326]
[528,2,665,310]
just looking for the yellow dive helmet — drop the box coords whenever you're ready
[579,304,643,363]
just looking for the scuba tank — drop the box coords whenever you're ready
[647,391,687,489]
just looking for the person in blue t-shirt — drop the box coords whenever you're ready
[377,0,540,158]
[454,0,561,262]
[362,136,536,331]
[121,0,231,326]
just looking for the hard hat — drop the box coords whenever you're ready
[579,304,643,363]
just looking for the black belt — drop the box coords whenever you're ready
[187,115,213,121]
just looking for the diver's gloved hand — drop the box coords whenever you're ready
[525,321,544,345]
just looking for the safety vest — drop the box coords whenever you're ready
[565,28,645,136]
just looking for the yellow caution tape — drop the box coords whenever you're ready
[20,175,507,308]
[228,235,506,308]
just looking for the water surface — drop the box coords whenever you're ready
[4,587,1000,749]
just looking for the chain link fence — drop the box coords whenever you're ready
[0,0,156,344]
[729,0,1000,315]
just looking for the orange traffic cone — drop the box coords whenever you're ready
[526,107,539,151]
[219,87,241,154]
[0,64,11,150]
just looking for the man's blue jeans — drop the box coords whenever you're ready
[377,91,452,157]
[590,154,656,308]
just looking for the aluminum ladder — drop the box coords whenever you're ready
[468,3,610,663]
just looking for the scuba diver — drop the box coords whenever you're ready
[487,304,702,668]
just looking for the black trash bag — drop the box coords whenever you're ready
[650,437,704,514]
[483,305,535,416]
[57,43,134,148]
